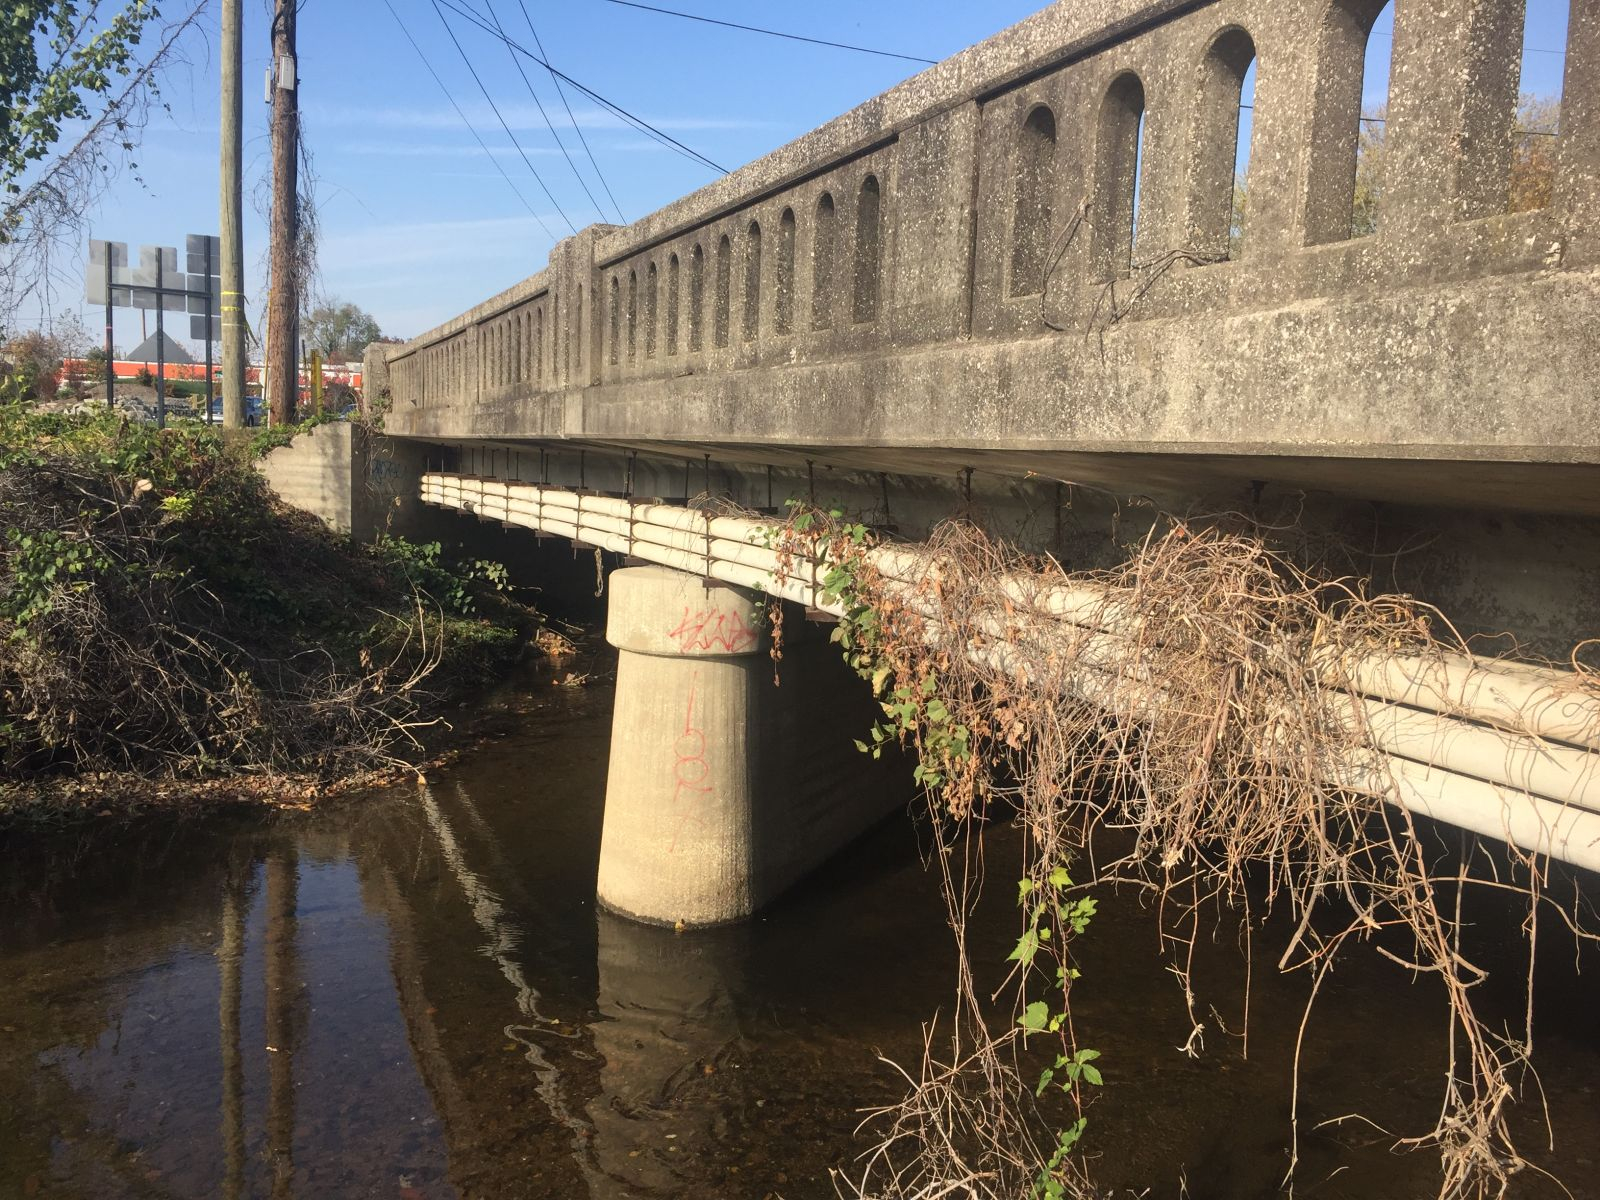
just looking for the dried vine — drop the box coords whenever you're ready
[767,505,1598,1200]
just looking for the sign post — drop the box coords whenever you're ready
[87,235,221,428]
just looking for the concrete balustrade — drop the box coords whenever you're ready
[371,0,1599,520]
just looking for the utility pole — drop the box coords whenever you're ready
[266,0,299,426]
[220,0,245,428]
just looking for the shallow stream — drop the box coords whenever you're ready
[3,663,1597,1198]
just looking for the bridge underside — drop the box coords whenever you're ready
[407,435,1600,520]
[377,432,1600,664]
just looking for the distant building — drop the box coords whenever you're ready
[126,331,194,365]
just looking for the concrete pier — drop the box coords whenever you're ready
[598,566,768,926]
[597,564,908,927]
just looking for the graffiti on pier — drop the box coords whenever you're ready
[667,606,757,654]
[668,671,712,854]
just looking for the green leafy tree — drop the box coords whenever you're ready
[1351,104,1386,238]
[1,2,205,317]
[2,2,160,217]
[302,300,384,362]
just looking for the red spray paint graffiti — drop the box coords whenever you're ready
[667,606,757,654]
[668,671,712,854]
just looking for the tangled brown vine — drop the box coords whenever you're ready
[768,507,1598,1200]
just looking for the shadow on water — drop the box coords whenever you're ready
[1,663,1597,1198]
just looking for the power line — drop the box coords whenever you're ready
[517,0,627,223]
[429,0,580,236]
[447,0,627,220]
[379,0,557,241]
[599,0,937,65]
[478,0,613,225]
[439,0,727,173]
[1369,28,1566,55]
[433,0,729,174]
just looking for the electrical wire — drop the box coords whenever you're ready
[379,0,557,241]
[517,0,627,223]
[429,0,579,235]
[474,0,614,225]
[599,0,937,65]
[433,0,729,174]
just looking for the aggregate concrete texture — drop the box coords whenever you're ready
[597,567,908,926]
[598,567,767,927]
[371,0,1600,519]
[258,422,440,542]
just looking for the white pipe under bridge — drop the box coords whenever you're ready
[422,472,1600,877]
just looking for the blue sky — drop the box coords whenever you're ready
[18,0,1573,353]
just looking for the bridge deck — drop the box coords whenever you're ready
[373,0,1600,517]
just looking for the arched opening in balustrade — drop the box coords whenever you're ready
[743,221,762,342]
[667,254,681,355]
[645,263,658,358]
[715,235,732,348]
[608,276,621,367]
[1092,72,1147,280]
[573,284,583,378]
[1190,28,1258,260]
[812,192,836,330]
[627,270,639,364]
[516,315,526,382]
[775,208,796,334]
[552,294,562,383]
[689,245,705,352]
[535,306,544,381]
[853,175,882,323]
[1505,0,1569,214]
[1010,104,1058,296]
[1305,0,1393,243]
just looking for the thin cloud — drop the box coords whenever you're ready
[307,101,772,134]
[335,139,670,159]
[318,214,559,273]
[338,141,566,158]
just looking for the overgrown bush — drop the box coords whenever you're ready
[247,409,340,459]
[0,381,528,785]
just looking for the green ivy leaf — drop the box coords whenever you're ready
[1019,1000,1050,1032]
[1008,928,1039,966]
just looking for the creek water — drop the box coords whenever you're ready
[2,660,1597,1200]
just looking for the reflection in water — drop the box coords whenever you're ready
[591,909,748,1194]
[264,849,298,1198]
[1,668,1597,1200]
[413,780,608,1198]
[218,860,246,1200]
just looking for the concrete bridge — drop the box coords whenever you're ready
[333,0,1600,925]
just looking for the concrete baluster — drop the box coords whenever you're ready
[1558,0,1600,262]
[1380,0,1477,239]
[1454,0,1530,221]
